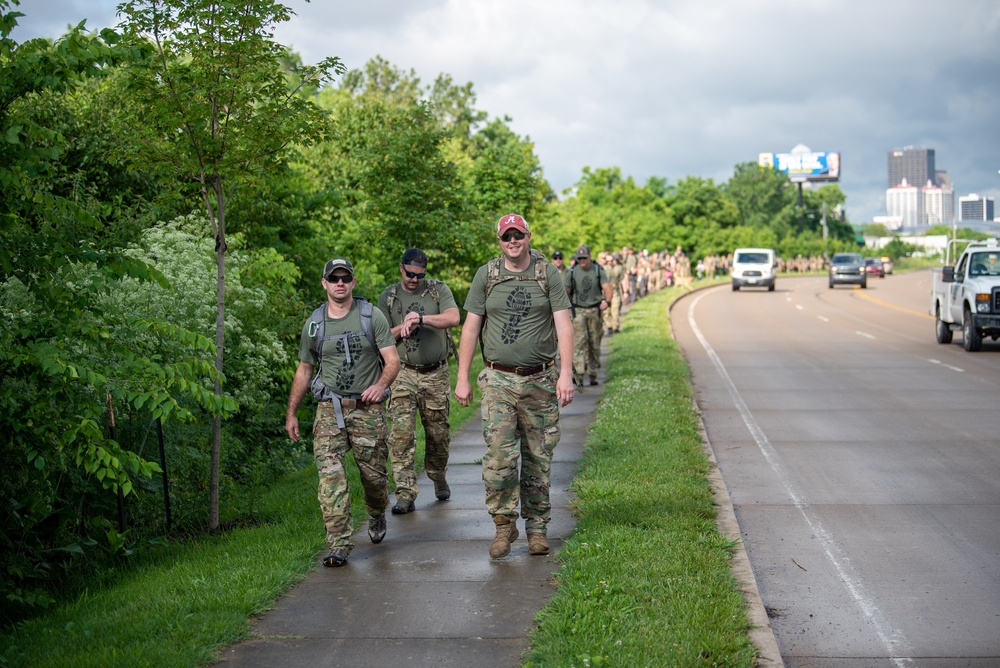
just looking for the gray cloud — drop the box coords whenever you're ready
[12,0,1000,224]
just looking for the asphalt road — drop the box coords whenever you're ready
[671,270,1000,667]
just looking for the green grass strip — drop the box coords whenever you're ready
[0,470,322,667]
[523,288,757,667]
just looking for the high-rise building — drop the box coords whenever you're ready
[886,179,922,228]
[923,182,954,227]
[888,147,935,189]
[885,147,954,228]
[959,194,995,222]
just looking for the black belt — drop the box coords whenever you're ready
[484,359,555,376]
[402,360,448,373]
[573,303,602,309]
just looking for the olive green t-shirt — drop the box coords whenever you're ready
[377,279,458,366]
[464,257,571,368]
[298,299,394,396]
[604,263,624,296]
[564,262,607,307]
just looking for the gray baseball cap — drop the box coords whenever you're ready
[323,258,354,279]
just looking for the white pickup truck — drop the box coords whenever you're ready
[930,237,1000,351]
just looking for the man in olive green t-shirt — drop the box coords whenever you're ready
[455,213,574,560]
[564,244,612,387]
[377,248,460,514]
[285,258,400,568]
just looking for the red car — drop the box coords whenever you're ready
[864,257,885,278]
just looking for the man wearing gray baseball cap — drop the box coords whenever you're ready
[286,258,401,567]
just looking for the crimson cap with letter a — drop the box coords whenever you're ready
[496,213,529,236]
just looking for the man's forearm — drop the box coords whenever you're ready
[287,363,312,418]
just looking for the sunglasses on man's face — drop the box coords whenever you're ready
[500,230,526,242]
[403,269,426,279]
[326,274,352,284]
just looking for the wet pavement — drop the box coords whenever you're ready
[216,349,605,668]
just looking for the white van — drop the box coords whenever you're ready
[731,248,776,291]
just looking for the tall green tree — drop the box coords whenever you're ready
[1,1,231,617]
[723,161,795,229]
[116,0,344,529]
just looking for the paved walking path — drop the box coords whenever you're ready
[217,347,607,668]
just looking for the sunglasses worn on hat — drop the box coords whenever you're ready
[403,270,426,279]
[500,230,526,242]
[326,274,352,284]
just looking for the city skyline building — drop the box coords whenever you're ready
[959,193,995,222]
[888,147,935,189]
[923,182,954,228]
[886,178,922,229]
[885,146,954,229]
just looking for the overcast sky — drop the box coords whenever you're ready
[12,0,1000,225]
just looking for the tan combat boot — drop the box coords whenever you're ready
[527,532,549,556]
[489,515,519,558]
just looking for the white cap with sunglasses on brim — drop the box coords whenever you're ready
[323,258,354,279]
[496,213,529,236]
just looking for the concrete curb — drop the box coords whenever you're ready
[699,417,785,667]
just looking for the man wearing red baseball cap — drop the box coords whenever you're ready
[455,213,574,559]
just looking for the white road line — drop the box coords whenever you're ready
[687,292,913,666]
[818,315,829,322]
[795,304,804,311]
[928,359,965,373]
[856,330,876,339]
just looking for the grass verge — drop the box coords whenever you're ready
[523,287,757,667]
[0,358,484,668]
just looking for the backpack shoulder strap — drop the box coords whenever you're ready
[424,279,442,305]
[484,255,504,300]
[531,249,548,293]
[307,303,327,362]
[356,297,385,370]
[384,283,400,316]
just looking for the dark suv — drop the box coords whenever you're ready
[829,252,867,289]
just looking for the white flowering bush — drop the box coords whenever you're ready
[107,214,304,522]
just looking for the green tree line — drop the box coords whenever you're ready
[0,0,860,626]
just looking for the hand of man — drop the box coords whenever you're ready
[556,372,574,407]
[400,311,421,338]
[455,377,473,407]
[286,415,300,442]
[361,383,389,404]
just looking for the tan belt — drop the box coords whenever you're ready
[321,395,383,427]
[484,359,554,376]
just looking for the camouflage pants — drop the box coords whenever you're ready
[387,364,451,503]
[603,291,622,331]
[477,365,560,535]
[573,306,603,378]
[312,400,389,554]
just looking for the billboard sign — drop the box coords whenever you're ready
[758,151,840,183]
